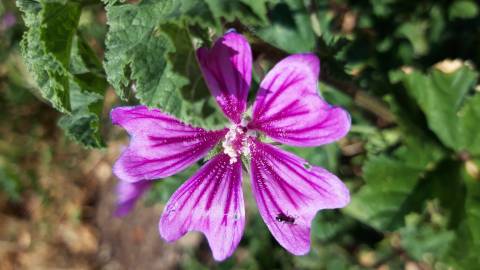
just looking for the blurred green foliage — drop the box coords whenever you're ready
[2,0,479,269]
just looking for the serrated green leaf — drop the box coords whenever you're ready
[398,66,480,155]
[58,74,105,149]
[346,138,445,231]
[58,108,104,148]
[58,34,107,148]
[17,0,81,113]
[17,0,107,148]
[104,1,196,117]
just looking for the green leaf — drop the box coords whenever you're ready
[205,0,268,27]
[446,173,480,268]
[397,65,480,155]
[449,1,479,20]
[257,0,316,53]
[396,21,429,56]
[58,34,107,148]
[17,0,107,148]
[345,139,445,231]
[284,144,339,173]
[399,212,455,262]
[17,0,81,113]
[160,23,210,103]
[58,75,105,149]
[58,107,104,149]
[40,2,80,67]
[465,178,480,246]
[104,1,203,117]
[311,211,356,242]
[240,0,268,22]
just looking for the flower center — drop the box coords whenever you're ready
[222,120,256,164]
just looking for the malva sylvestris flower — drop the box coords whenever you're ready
[111,30,351,261]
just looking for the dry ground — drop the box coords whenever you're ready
[0,91,204,270]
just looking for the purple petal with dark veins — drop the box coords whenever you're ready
[111,106,227,182]
[115,180,152,217]
[197,32,252,123]
[159,153,244,261]
[249,53,351,147]
[249,140,350,255]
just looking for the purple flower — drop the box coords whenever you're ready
[114,180,152,217]
[111,31,351,261]
[1,12,16,30]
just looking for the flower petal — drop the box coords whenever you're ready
[159,153,244,261]
[197,31,252,123]
[115,180,152,217]
[249,53,351,147]
[111,106,227,182]
[249,140,350,255]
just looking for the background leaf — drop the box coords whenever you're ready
[395,65,480,154]
[345,139,445,231]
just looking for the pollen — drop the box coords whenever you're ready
[222,120,255,164]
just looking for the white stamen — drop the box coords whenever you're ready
[222,115,257,164]
[223,124,242,164]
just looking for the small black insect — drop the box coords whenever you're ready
[275,213,296,224]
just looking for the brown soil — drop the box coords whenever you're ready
[0,97,202,270]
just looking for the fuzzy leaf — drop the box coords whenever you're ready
[17,0,107,148]
[58,34,108,148]
[103,0,211,117]
[17,0,81,113]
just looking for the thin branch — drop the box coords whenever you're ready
[322,75,396,124]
